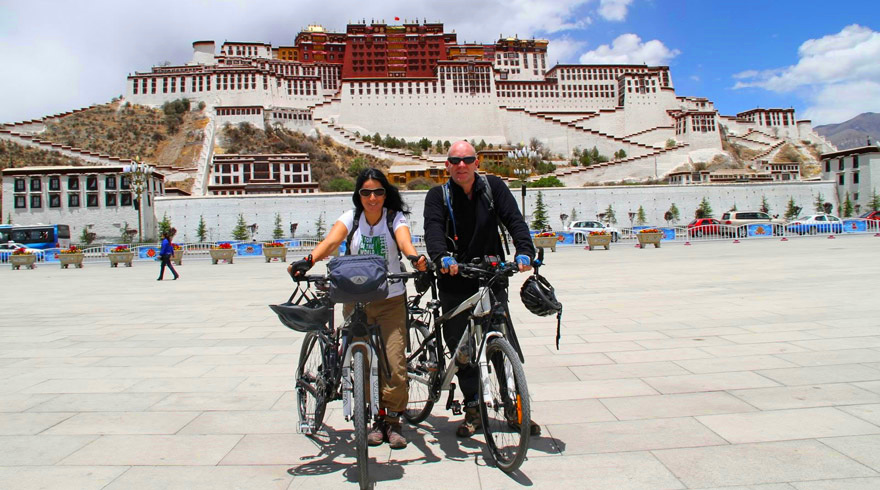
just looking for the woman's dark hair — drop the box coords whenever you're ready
[352,167,409,215]
[162,227,177,240]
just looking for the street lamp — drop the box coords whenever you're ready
[123,159,153,244]
[508,147,537,217]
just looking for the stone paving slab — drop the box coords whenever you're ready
[2,235,880,488]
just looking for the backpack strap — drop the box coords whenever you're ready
[477,174,511,256]
[345,208,361,256]
[443,174,510,256]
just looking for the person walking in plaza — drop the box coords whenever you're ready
[423,140,542,438]
[156,228,179,281]
[288,167,427,449]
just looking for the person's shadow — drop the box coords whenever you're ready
[287,411,566,487]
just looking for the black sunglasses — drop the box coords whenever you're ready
[447,156,477,165]
[358,188,386,197]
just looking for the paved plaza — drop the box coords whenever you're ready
[2,234,880,489]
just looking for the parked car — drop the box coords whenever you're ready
[786,214,844,235]
[720,211,786,237]
[860,211,880,230]
[0,242,44,262]
[565,220,620,243]
[687,218,727,237]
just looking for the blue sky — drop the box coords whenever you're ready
[1,0,877,125]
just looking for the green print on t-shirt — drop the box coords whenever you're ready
[358,234,388,258]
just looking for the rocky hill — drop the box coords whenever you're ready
[815,112,880,150]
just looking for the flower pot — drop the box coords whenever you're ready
[210,248,235,264]
[172,249,183,266]
[586,234,612,251]
[532,235,558,252]
[636,232,663,249]
[263,246,287,263]
[59,253,84,269]
[108,251,134,267]
[10,254,37,270]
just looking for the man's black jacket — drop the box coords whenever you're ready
[424,174,535,293]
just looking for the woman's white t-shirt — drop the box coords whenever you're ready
[337,209,408,299]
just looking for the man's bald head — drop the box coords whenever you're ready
[447,140,476,158]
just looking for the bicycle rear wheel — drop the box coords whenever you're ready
[403,320,436,424]
[352,349,370,489]
[296,332,327,436]
[479,337,531,473]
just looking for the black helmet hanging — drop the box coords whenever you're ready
[520,273,562,316]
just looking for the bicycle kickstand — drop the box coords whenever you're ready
[445,383,462,415]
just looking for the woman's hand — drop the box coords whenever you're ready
[410,254,428,272]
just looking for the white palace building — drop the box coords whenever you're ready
[122,20,836,184]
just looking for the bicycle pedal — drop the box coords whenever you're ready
[298,422,314,435]
[450,400,462,416]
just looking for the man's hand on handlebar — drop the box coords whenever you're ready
[515,254,533,273]
[440,256,459,276]
[288,254,314,279]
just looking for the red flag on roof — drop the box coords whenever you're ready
[394,17,400,21]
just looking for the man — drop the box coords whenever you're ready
[423,140,540,437]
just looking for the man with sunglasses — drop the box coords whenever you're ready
[423,140,541,438]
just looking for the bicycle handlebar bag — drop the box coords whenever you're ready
[327,254,389,304]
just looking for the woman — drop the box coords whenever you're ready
[157,228,179,281]
[288,168,426,449]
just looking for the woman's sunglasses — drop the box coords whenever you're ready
[358,188,387,197]
[447,156,477,165]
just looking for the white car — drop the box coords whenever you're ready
[565,220,620,243]
[0,242,43,261]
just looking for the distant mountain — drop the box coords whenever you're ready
[815,112,880,150]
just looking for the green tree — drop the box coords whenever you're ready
[813,192,825,213]
[347,157,369,178]
[325,177,355,192]
[529,176,564,187]
[694,197,713,218]
[196,215,207,243]
[158,212,172,238]
[842,192,854,218]
[120,221,133,244]
[603,204,617,225]
[79,227,95,245]
[570,208,578,222]
[315,212,326,238]
[668,203,680,223]
[6,213,11,224]
[636,205,647,225]
[665,138,677,149]
[232,213,249,240]
[530,191,550,230]
[870,188,880,212]
[730,203,737,212]
[760,195,770,214]
[784,197,801,221]
[273,213,284,240]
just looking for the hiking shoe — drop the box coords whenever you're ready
[508,418,542,436]
[367,420,385,446]
[385,422,407,449]
[456,406,482,438]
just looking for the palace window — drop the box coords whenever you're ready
[121,192,132,206]
[49,194,61,208]
[14,178,25,192]
[30,195,41,209]
[106,193,117,207]
[15,195,26,209]
[68,193,80,207]
[853,172,860,184]
[105,176,117,190]
[853,156,859,169]
[87,193,99,207]
[86,176,98,190]
[49,176,60,191]
[30,177,41,191]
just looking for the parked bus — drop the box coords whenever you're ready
[1,224,71,249]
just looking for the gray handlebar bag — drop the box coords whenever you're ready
[327,254,389,304]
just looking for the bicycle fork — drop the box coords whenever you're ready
[341,341,380,422]
[477,331,518,411]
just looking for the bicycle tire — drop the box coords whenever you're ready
[403,321,436,424]
[479,337,531,473]
[352,349,370,489]
[296,332,327,436]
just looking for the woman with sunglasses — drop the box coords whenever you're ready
[288,167,427,449]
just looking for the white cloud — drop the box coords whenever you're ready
[689,75,700,82]
[546,36,588,65]
[732,24,880,123]
[597,0,633,21]
[578,33,679,66]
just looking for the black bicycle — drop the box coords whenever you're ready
[270,269,417,490]
[403,256,531,473]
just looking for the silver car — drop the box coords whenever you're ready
[565,220,620,243]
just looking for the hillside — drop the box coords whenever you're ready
[218,122,393,191]
[815,112,880,150]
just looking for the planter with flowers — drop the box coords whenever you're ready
[59,246,85,268]
[586,231,612,251]
[10,248,37,270]
[262,242,288,262]
[637,229,663,249]
[210,243,235,264]
[172,244,184,265]
[532,232,558,252]
[108,245,134,267]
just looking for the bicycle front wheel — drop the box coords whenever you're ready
[296,332,327,436]
[352,349,370,489]
[404,321,436,424]
[479,337,531,473]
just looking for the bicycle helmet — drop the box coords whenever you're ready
[520,273,562,317]
[269,298,332,333]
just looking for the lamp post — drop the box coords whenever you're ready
[509,147,537,217]
[123,159,153,244]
